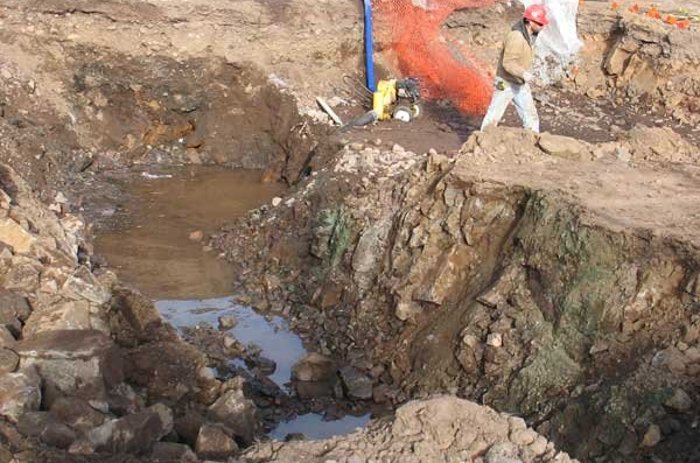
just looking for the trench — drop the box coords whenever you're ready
[91,165,371,441]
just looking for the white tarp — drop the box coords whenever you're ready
[520,0,583,82]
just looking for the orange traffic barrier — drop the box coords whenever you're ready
[677,19,691,29]
[610,2,621,10]
[664,15,677,25]
[628,3,640,14]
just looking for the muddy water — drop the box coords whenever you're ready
[94,166,370,440]
[95,167,283,299]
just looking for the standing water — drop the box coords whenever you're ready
[93,166,369,439]
[94,167,281,299]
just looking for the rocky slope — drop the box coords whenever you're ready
[214,126,700,462]
[0,157,580,462]
[245,396,578,463]
[0,164,261,462]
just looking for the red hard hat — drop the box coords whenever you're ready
[524,4,549,26]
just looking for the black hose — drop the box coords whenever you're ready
[338,110,378,132]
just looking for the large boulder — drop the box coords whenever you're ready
[151,442,198,462]
[195,423,239,460]
[17,411,77,449]
[60,265,110,305]
[77,403,173,455]
[49,396,106,433]
[291,352,335,382]
[208,380,260,445]
[3,255,43,293]
[339,366,373,400]
[0,348,19,374]
[0,290,30,338]
[110,288,170,344]
[291,353,338,399]
[0,289,31,322]
[124,340,214,404]
[15,330,123,407]
[0,326,15,348]
[537,133,593,161]
[0,366,41,423]
[0,218,36,254]
[22,299,94,336]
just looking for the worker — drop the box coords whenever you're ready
[480,4,550,133]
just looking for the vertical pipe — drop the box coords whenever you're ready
[363,0,377,92]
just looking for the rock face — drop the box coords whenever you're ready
[245,396,575,463]
[217,124,700,463]
[0,163,260,461]
[572,10,700,126]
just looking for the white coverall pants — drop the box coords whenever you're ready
[480,77,540,133]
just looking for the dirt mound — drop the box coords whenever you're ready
[619,124,700,164]
[245,395,577,463]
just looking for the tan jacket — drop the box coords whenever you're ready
[496,22,535,85]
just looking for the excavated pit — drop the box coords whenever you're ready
[89,166,373,440]
[1,0,700,462]
[213,127,700,462]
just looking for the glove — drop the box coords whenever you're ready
[523,71,534,83]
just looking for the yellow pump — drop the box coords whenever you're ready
[371,78,421,122]
[343,77,421,129]
[372,79,398,121]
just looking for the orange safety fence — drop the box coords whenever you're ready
[610,2,694,29]
[373,0,497,116]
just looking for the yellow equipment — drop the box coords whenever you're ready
[372,78,421,122]
[342,76,421,129]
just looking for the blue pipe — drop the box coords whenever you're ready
[363,0,377,92]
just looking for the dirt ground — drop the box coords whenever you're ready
[1,0,700,462]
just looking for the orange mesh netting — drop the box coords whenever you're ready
[373,0,496,116]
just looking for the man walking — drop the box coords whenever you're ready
[480,4,549,133]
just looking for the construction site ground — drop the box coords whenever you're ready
[0,1,699,463]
